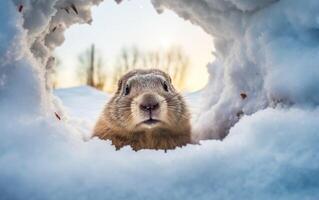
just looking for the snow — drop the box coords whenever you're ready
[53,86,109,139]
[152,0,319,139]
[2,86,319,199]
[54,86,109,123]
[1,0,319,199]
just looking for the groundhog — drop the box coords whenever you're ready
[93,69,191,151]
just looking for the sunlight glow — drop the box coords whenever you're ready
[54,0,214,92]
[159,37,173,49]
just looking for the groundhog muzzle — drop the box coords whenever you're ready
[93,69,191,151]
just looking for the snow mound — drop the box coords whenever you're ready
[2,87,319,199]
[152,0,319,139]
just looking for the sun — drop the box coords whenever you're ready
[159,37,172,49]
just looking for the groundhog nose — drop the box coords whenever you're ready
[140,102,159,112]
[139,94,160,112]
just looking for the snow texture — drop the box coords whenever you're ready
[2,86,319,199]
[1,0,319,199]
[152,0,319,139]
[54,86,109,138]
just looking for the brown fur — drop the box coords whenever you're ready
[93,69,191,151]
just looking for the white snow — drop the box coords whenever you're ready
[2,86,319,199]
[54,86,108,122]
[1,0,319,199]
[152,0,319,139]
[53,86,109,139]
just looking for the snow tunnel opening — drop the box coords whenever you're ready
[50,0,216,148]
[3,1,319,197]
[10,0,265,146]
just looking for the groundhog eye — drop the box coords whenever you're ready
[124,84,130,96]
[163,81,169,92]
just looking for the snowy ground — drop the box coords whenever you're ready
[55,86,109,129]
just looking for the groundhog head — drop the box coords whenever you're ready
[94,69,191,151]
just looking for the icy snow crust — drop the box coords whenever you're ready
[1,0,319,199]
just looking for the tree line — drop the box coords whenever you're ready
[51,44,190,92]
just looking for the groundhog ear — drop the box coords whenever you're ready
[168,75,172,83]
[116,79,123,93]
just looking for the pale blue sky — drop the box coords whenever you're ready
[54,0,214,91]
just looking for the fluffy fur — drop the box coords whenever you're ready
[93,69,191,151]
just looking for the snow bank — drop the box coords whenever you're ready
[152,0,319,139]
[2,90,319,199]
[0,0,104,131]
[1,0,319,199]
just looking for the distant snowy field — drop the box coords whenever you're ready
[54,86,109,132]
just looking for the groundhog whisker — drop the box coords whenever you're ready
[166,93,180,100]
[108,104,129,108]
[169,109,189,119]
[166,107,187,115]
[125,113,134,122]
[159,95,179,104]
[168,107,188,115]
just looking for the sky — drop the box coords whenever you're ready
[54,0,214,92]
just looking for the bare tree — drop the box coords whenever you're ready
[110,45,190,91]
[52,45,189,92]
[165,46,190,89]
[111,46,142,90]
[77,44,107,90]
[144,46,190,89]
[87,44,95,87]
[95,56,107,90]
